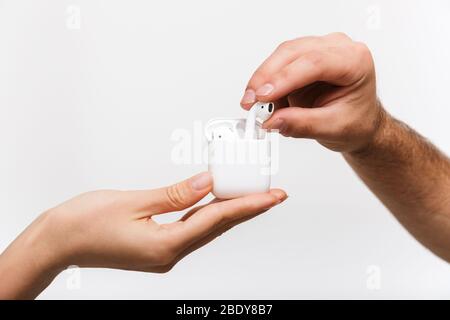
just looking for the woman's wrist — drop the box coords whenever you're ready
[0,211,67,299]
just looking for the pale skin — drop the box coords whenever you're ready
[1,32,449,300]
[0,172,287,299]
[240,32,450,262]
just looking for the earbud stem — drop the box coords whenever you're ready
[244,109,257,139]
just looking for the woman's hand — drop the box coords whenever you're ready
[241,32,382,154]
[0,172,287,299]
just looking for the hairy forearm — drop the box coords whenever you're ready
[344,107,450,262]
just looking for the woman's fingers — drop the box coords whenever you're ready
[129,172,213,217]
[179,198,222,222]
[169,189,287,250]
[155,212,262,273]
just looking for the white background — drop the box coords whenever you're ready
[0,0,449,299]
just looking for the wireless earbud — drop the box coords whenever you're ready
[244,102,274,139]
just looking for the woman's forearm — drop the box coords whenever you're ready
[0,212,64,299]
[344,109,450,261]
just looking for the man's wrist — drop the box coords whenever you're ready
[346,102,391,159]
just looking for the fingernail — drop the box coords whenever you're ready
[191,172,212,190]
[277,194,288,204]
[240,89,256,105]
[256,83,274,96]
[266,194,288,209]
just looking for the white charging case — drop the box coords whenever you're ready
[205,118,271,199]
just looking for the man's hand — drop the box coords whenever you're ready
[241,32,382,153]
[241,33,450,263]
[0,172,287,299]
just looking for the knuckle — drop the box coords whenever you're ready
[246,196,262,212]
[354,41,369,52]
[211,204,228,227]
[291,36,319,46]
[207,203,230,227]
[301,123,315,137]
[354,42,372,61]
[297,35,318,42]
[327,32,351,41]
[304,50,322,65]
[301,51,324,78]
[352,42,374,74]
[285,113,318,138]
[294,121,315,138]
[277,40,293,51]
[337,63,356,82]
[277,41,289,50]
[276,66,292,81]
[166,184,187,209]
[303,50,323,67]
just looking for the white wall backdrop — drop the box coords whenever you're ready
[0,0,449,299]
